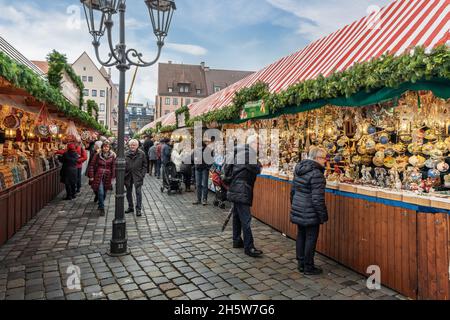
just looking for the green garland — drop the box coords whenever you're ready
[175,105,190,128]
[187,45,450,125]
[47,50,85,109]
[0,51,108,135]
[187,81,270,126]
[160,125,177,133]
[86,99,99,121]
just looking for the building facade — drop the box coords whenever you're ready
[72,52,115,129]
[125,102,155,137]
[155,62,253,119]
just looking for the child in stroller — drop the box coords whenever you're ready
[210,164,228,209]
[161,162,182,195]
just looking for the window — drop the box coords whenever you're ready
[82,103,87,112]
[83,67,86,71]
[100,90,105,97]
[99,120,105,125]
[137,108,142,115]
[165,98,171,105]
[92,90,97,97]
[100,103,105,112]
[173,98,178,105]
[196,89,201,95]
[214,86,221,93]
[82,76,87,82]
[132,107,137,114]
[88,76,93,82]
[193,99,199,102]
[179,85,189,93]
[168,87,173,93]
[185,99,191,105]
[83,89,89,96]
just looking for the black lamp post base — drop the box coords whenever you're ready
[107,240,130,257]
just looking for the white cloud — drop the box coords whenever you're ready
[266,0,391,40]
[0,0,160,104]
[165,43,208,56]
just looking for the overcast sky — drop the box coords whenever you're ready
[0,0,391,105]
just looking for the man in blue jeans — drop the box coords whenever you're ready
[192,141,213,206]
[223,136,262,258]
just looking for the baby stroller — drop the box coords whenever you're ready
[211,166,228,209]
[161,162,182,195]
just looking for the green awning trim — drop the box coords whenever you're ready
[225,78,450,124]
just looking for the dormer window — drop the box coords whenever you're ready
[168,87,173,93]
[179,84,190,93]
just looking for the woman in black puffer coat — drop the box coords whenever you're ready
[290,146,329,275]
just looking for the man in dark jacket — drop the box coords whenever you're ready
[192,141,214,205]
[160,138,172,180]
[59,143,79,200]
[224,136,262,258]
[125,139,147,217]
[143,136,154,174]
[290,146,329,275]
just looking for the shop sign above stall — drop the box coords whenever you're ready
[240,100,269,120]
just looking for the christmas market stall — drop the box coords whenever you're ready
[179,0,450,299]
[0,47,108,246]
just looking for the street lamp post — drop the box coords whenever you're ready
[80,0,176,256]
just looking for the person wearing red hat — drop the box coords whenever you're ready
[59,143,80,200]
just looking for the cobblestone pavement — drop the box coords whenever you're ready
[0,176,407,300]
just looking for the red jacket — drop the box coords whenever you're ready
[156,144,162,160]
[76,146,88,169]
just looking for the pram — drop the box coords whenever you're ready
[210,166,228,209]
[160,162,182,195]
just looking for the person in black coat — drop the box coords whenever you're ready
[143,136,154,174]
[125,139,148,216]
[192,141,214,205]
[59,143,79,200]
[224,136,262,258]
[290,146,329,275]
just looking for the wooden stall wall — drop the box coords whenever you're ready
[251,176,450,300]
[0,168,63,246]
[417,213,449,300]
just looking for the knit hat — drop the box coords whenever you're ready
[67,143,76,151]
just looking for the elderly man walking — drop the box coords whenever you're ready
[125,139,147,217]
[290,146,329,275]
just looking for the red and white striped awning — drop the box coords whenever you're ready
[185,0,449,121]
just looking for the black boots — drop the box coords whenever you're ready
[304,267,323,275]
[245,248,263,258]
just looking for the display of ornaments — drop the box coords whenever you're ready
[3,114,20,129]
[428,169,440,179]
[409,155,426,168]
[48,124,59,135]
[379,133,390,145]
[437,161,449,173]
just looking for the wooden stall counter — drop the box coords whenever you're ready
[0,167,63,246]
[251,174,450,300]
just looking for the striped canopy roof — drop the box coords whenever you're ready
[166,0,450,126]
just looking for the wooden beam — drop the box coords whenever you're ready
[0,87,30,97]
